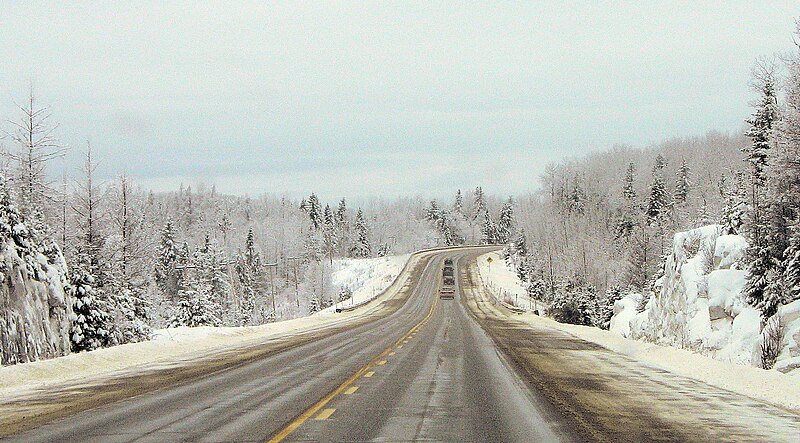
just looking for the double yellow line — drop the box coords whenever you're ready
[267,274,441,443]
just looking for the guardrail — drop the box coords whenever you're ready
[334,245,500,313]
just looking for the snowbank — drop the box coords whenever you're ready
[518,312,800,413]
[0,253,415,399]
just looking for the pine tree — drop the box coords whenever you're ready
[782,221,800,304]
[350,208,371,258]
[513,229,528,257]
[169,290,222,327]
[568,179,586,215]
[720,173,748,235]
[69,255,113,352]
[674,159,690,204]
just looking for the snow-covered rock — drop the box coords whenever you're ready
[612,224,799,373]
[0,237,73,365]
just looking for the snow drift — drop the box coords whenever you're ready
[612,224,800,374]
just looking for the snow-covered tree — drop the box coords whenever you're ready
[496,198,514,244]
[425,199,441,221]
[720,172,748,235]
[1,88,66,220]
[472,186,487,220]
[743,64,779,223]
[623,162,637,202]
[154,219,181,297]
[674,159,690,204]
[169,290,221,327]
[306,193,322,230]
[453,189,464,216]
[322,204,337,263]
[69,255,113,352]
[350,208,371,258]
[480,212,498,245]
[646,155,669,222]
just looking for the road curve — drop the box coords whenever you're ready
[2,246,799,442]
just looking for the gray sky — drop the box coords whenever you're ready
[1,1,798,200]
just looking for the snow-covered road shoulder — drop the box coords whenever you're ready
[475,250,800,414]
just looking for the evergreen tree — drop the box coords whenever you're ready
[425,199,441,221]
[513,229,528,257]
[350,208,371,258]
[154,219,181,297]
[306,193,322,229]
[568,178,586,215]
[623,162,637,202]
[69,255,113,352]
[480,212,498,244]
[782,221,800,304]
[454,189,464,215]
[472,186,487,220]
[720,172,748,235]
[674,159,690,204]
[646,155,669,221]
[322,204,337,263]
[169,290,222,327]
[743,67,779,223]
[497,198,514,243]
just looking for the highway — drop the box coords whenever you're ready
[1,247,799,442]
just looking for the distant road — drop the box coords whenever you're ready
[2,247,799,442]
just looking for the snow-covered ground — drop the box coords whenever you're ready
[476,251,547,312]
[321,254,411,312]
[476,249,800,414]
[0,253,414,399]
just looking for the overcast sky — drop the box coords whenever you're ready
[1,1,798,200]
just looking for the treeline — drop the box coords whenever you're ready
[504,22,800,330]
[0,94,458,358]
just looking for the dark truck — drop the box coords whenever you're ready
[440,262,455,299]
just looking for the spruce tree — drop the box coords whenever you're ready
[497,198,514,244]
[623,162,637,202]
[472,186,487,220]
[674,159,690,204]
[154,219,181,297]
[646,155,669,222]
[350,208,371,258]
[69,255,113,352]
[454,189,464,215]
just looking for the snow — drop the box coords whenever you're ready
[517,311,800,413]
[476,251,546,311]
[322,254,411,312]
[611,225,786,368]
[0,252,416,400]
[477,249,800,413]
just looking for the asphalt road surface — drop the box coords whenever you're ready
[1,247,799,442]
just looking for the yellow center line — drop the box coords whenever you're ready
[343,386,359,394]
[266,279,441,443]
[376,360,387,365]
[389,352,396,356]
